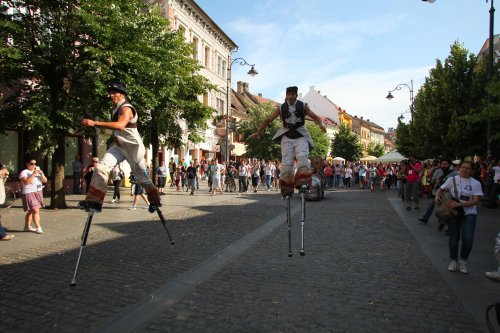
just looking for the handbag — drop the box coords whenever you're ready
[434,177,465,223]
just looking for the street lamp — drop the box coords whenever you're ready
[225,57,258,163]
[386,80,414,119]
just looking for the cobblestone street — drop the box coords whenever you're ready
[1,185,498,332]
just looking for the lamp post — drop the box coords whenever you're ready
[225,57,258,163]
[386,80,414,119]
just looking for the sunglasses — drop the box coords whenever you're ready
[29,162,37,165]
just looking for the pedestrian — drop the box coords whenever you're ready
[0,162,9,205]
[251,159,260,193]
[78,81,161,213]
[418,158,457,224]
[358,164,367,190]
[156,160,167,195]
[186,160,197,195]
[486,159,500,208]
[168,157,176,187]
[435,161,482,274]
[238,158,249,194]
[251,86,326,196]
[72,154,83,194]
[211,158,225,196]
[111,165,124,203]
[128,181,150,210]
[83,157,98,194]
[0,221,15,241]
[19,158,47,234]
[403,157,422,211]
[485,232,500,280]
[174,167,182,192]
[344,163,353,189]
[368,163,378,192]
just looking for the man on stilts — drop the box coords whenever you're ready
[251,86,325,256]
[71,82,172,287]
[78,82,161,213]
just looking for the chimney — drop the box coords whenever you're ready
[243,82,249,92]
[258,93,262,97]
[237,81,244,94]
[360,116,363,120]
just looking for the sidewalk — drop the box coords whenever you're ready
[0,182,256,256]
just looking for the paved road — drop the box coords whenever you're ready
[0,183,499,332]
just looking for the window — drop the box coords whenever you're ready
[192,37,199,60]
[217,56,223,76]
[204,46,210,68]
[216,98,225,116]
[217,56,227,78]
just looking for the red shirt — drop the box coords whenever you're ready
[405,162,421,182]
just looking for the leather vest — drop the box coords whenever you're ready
[280,100,305,129]
[111,100,137,128]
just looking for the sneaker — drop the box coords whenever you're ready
[116,199,120,203]
[128,205,137,210]
[448,260,458,272]
[35,228,43,234]
[145,204,150,209]
[78,200,102,213]
[418,217,428,224]
[23,226,37,232]
[190,191,194,196]
[111,199,116,203]
[485,269,500,281]
[458,259,468,274]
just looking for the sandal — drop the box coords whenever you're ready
[1,234,15,241]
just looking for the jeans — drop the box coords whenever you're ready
[334,175,341,188]
[265,175,272,189]
[239,176,248,193]
[448,214,477,261]
[113,180,121,200]
[422,200,435,220]
[73,171,81,194]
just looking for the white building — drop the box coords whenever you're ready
[300,86,340,125]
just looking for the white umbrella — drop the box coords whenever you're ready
[375,150,407,163]
[332,157,345,162]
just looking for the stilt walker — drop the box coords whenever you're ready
[72,81,174,287]
[251,86,326,256]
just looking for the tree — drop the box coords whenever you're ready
[330,124,363,162]
[367,142,384,157]
[0,0,214,207]
[306,122,329,157]
[238,103,281,160]
[396,41,498,159]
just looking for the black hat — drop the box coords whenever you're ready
[107,82,128,95]
[286,86,298,94]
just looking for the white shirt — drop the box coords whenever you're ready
[19,169,44,194]
[492,165,500,182]
[440,175,482,215]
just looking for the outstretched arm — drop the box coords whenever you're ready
[250,106,281,138]
[304,105,326,132]
[81,107,134,131]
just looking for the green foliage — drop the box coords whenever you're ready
[305,122,329,157]
[396,41,500,159]
[238,103,281,160]
[0,0,215,207]
[367,142,384,157]
[330,124,363,162]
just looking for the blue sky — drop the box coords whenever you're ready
[196,0,497,131]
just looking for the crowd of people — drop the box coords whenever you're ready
[1,154,499,281]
